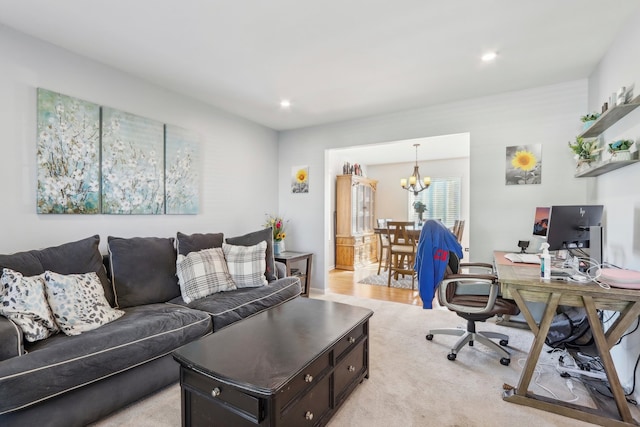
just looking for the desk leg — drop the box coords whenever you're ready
[583,296,633,423]
[513,291,561,396]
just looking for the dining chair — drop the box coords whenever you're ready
[452,219,465,243]
[376,219,392,274]
[386,221,418,289]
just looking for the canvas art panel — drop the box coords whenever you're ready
[165,125,200,214]
[505,144,542,185]
[101,108,165,214]
[36,88,101,214]
[291,165,309,193]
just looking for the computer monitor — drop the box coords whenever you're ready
[546,205,604,251]
[532,207,550,237]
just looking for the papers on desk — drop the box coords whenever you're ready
[504,253,541,264]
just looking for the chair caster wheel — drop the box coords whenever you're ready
[499,339,509,346]
[447,353,456,361]
[500,358,510,366]
[426,334,433,341]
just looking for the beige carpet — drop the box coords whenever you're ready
[92,293,618,427]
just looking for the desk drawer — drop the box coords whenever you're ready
[333,323,366,360]
[182,368,261,421]
[279,351,330,409]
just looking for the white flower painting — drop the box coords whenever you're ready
[166,125,200,214]
[37,89,101,213]
[101,108,164,214]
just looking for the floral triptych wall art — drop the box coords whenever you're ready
[505,144,542,185]
[37,88,200,214]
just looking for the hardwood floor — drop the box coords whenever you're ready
[327,263,423,306]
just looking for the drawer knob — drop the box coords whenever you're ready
[305,411,314,421]
[348,336,356,344]
[304,374,313,383]
[348,365,356,372]
[211,387,221,397]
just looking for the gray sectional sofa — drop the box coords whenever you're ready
[0,231,301,427]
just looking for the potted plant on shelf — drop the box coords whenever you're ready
[568,136,603,170]
[608,139,635,161]
[580,112,600,131]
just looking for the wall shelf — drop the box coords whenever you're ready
[579,94,640,139]
[575,158,639,177]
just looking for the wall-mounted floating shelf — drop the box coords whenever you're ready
[579,94,640,139]
[575,158,639,178]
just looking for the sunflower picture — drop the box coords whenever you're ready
[505,144,542,185]
[292,165,309,193]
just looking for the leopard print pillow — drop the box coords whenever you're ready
[44,271,125,336]
[0,268,59,342]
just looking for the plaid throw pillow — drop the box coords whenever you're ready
[222,241,268,288]
[176,248,237,304]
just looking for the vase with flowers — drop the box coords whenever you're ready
[264,214,288,255]
[413,201,427,226]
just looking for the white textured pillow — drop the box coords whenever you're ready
[43,271,125,336]
[222,241,268,288]
[0,268,59,342]
[176,247,237,303]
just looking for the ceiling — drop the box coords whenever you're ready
[0,1,638,131]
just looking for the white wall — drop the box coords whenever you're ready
[279,80,589,292]
[587,7,640,400]
[0,24,280,254]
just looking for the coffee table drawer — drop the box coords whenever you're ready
[279,351,330,408]
[333,322,366,359]
[182,368,262,421]
[280,374,331,427]
[334,340,366,398]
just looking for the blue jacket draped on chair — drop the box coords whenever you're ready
[414,220,463,309]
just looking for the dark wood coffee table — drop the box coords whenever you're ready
[173,298,373,427]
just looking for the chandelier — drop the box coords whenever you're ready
[400,143,431,196]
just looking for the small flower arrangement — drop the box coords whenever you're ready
[413,201,427,214]
[568,136,602,161]
[608,139,634,153]
[264,214,288,242]
[580,112,600,123]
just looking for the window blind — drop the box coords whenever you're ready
[408,177,461,228]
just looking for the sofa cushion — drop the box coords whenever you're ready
[176,248,236,303]
[222,242,268,288]
[0,236,115,307]
[226,228,276,283]
[0,269,59,342]
[0,303,211,415]
[43,271,125,336]
[176,232,224,256]
[108,236,180,308]
[169,276,301,331]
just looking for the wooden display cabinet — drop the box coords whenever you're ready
[335,174,378,270]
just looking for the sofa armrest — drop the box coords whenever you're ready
[275,261,287,279]
[0,315,24,361]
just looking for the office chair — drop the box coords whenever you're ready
[426,251,519,365]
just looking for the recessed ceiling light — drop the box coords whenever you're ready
[280,99,291,108]
[481,51,498,62]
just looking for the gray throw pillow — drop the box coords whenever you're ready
[226,228,276,282]
[108,236,180,308]
[176,232,224,256]
[0,235,115,307]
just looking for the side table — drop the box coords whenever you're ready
[274,251,312,297]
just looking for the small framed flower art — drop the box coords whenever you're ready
[505,144,542,185]
[292,165,309,193]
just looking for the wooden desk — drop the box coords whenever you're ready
[274,251,313,297]
[494,251,640,426]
